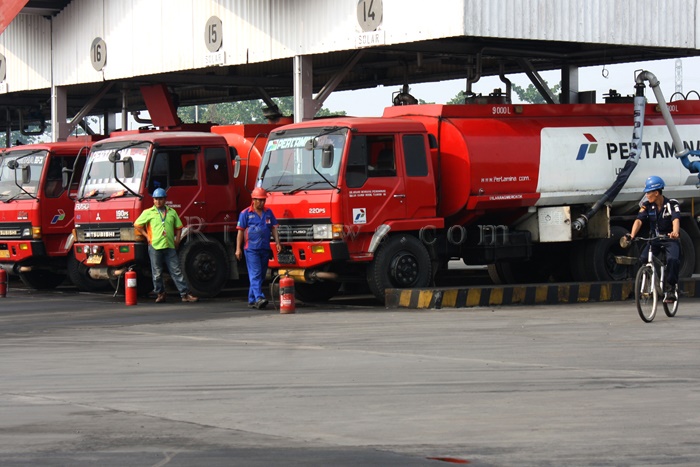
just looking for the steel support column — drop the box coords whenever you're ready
[50,85,68,142]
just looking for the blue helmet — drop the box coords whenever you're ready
[644,175,665,193]
[152,187,167,198]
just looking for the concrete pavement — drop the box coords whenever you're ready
[1,287,699,466]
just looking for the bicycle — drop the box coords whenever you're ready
[621,235,679,322]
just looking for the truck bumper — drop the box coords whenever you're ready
[271,240,349,269]
[0,241,48,273]
[73,242,149,270]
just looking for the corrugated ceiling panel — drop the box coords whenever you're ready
[22,0,700,89]
[0,14,51,92]
[269,0,466,57]
[192,0,275,68]
[52,0,104,85]
[121,0,193,78]
[102,0,134,81]
[464,0,695,47]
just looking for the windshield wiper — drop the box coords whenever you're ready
[4,191,33,203]
[286,181,326,195]
[78,189,102,202]
[266,183,292,191]
[97,190,130,202]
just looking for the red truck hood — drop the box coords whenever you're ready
[74,198,142,225]
[266,190,337,222]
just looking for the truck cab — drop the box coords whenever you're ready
[72,126,274,297]
[261,118,442,301]
[0,137,102,290]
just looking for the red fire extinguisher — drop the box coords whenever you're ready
[279,274,295,314]
[0,268,7,298]
[125,268,138,306]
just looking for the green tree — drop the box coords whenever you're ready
[178,96,345,124]
[512,82,561,104]
[447,91,467,105]
[446,82,561,105]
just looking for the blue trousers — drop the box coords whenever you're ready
[148,245,189,296]
[640,239,681,286]
[245,248,270,303]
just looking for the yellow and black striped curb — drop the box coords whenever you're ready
[385,279,700,309]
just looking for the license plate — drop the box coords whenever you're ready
[277,252,296,264]
[86,254,103,265]
[0,250,9,259]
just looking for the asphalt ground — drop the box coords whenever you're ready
[1,282,700,466]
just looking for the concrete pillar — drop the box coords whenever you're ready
[561,65,579,104]
[293,55,321,122]
[50,85,69,142]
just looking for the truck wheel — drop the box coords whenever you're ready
[179,239,229,298]
[294,281,341,303]
[589,226,631,281]
[678,228,695,278]
[67,252,111,292]
[367,234,432,302]
[19,270,65,289]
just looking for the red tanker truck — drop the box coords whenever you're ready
[258,100,700,302]
[71,123,278,297]
[0,136,106,291]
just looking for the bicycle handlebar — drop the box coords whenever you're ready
[620,234,675,248]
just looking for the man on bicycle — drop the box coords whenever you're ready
[627,175,681,303]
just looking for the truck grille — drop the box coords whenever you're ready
[0,223,30,239]
[75,224,128,242]
[277,219,331,242]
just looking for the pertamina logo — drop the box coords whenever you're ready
[576,133,598,160]
[51,209,66,224]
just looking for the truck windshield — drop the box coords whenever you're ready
[0,150,46,200]
[259,130,346,192]
[79,143,148,198]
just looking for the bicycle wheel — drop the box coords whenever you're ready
[635,265,657,323]
[663,284,679,317]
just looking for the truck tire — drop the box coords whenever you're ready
[589,226,631,281]
[678,228,695,278]
[19,269,65,289]
[294,281,341,303]
[67,252,111,292]
[367,234,432,302]
[179,239,229,298]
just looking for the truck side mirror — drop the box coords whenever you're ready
[233,155,241,178]
[61,167,72,189]
[428,134,438,149]
[21,165,31,185]
[321,144,334,169]
[122,157,134,178]
[108,151,121,163]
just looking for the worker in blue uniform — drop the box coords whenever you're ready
[627,175,682,303]
[235,187,282,309]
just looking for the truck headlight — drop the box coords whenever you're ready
[313,224,344,240]
[313,224,332,240]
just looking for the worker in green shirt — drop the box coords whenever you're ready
[134,187,198,303]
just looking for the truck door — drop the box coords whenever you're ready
[399,134,435,220]
[344,135,406,236]
[39,154,73,254]
[200,146,237,229]
[149,147,203,227]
